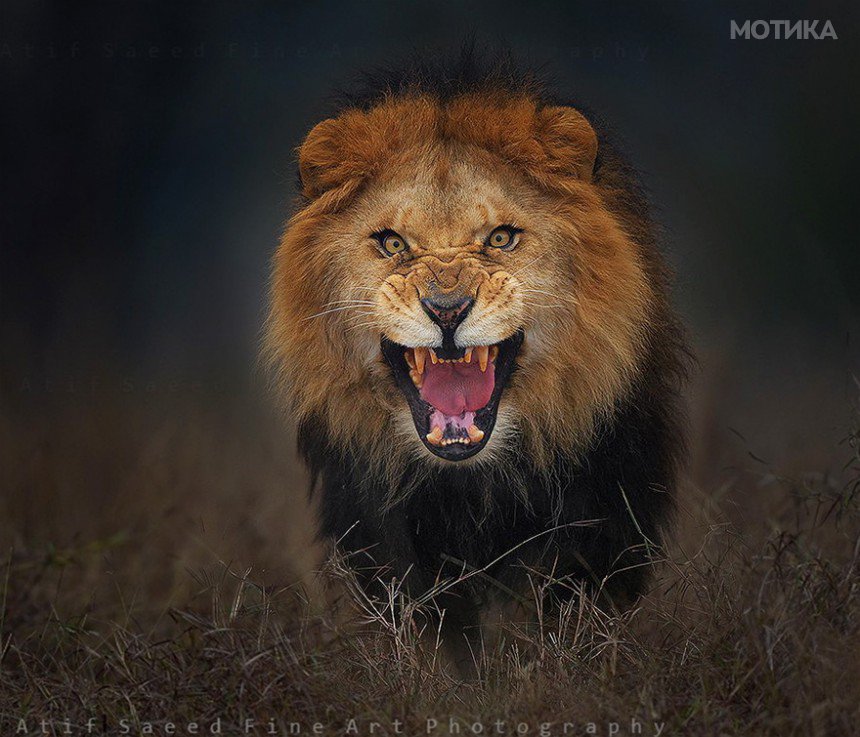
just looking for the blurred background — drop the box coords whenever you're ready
[1,1,859,598]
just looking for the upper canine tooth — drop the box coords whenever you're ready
[414,347,427,375]
[404,350,415,370]
[490,345,499,362]
[464,348,473,363]
[476,345,489,372]
[429,348,438,364]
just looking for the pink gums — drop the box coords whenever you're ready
[419,360,495,417]
[429,409,475,435]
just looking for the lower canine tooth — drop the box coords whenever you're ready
[426,427,443,445]
[467,424,484,443]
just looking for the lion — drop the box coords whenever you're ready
[266,55,687,671]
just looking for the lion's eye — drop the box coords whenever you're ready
[486,226,521,250]
[374,230,408,257]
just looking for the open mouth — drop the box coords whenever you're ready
[380,331,524,460]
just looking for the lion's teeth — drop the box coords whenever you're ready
[426,426,443,445]
[476,345,489,372]
[410,344,493,375]
[414,347,427,375]
[409,369,423,388]
[468,424,484,443]
[430,431,474,447]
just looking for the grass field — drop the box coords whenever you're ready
[1,383,859,736]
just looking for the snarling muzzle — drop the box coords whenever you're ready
[378,255,525,461]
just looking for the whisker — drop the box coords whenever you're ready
[521,301,554,309]
[519,288,579,305]
[343,310,377,321]
[304,306,376,320]
[344,321,382,334]
[322,300,377,308]
[510,248,551,277]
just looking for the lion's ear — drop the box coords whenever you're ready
[538,106,598,182]
[297,117,348,199]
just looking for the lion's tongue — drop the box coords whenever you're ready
[419,360,495,416]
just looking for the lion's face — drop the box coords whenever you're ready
[268,95,654,467]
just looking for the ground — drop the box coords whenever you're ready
[1,383,859,736]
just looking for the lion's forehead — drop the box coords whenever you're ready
[358,149,528,246]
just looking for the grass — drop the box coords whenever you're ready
[1,386,859,736]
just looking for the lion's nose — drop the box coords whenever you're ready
[420,296,473,331]
[420,296,473,354]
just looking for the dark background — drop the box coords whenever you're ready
[2,0,859,469]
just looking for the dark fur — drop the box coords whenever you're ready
[296,50,688,658]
